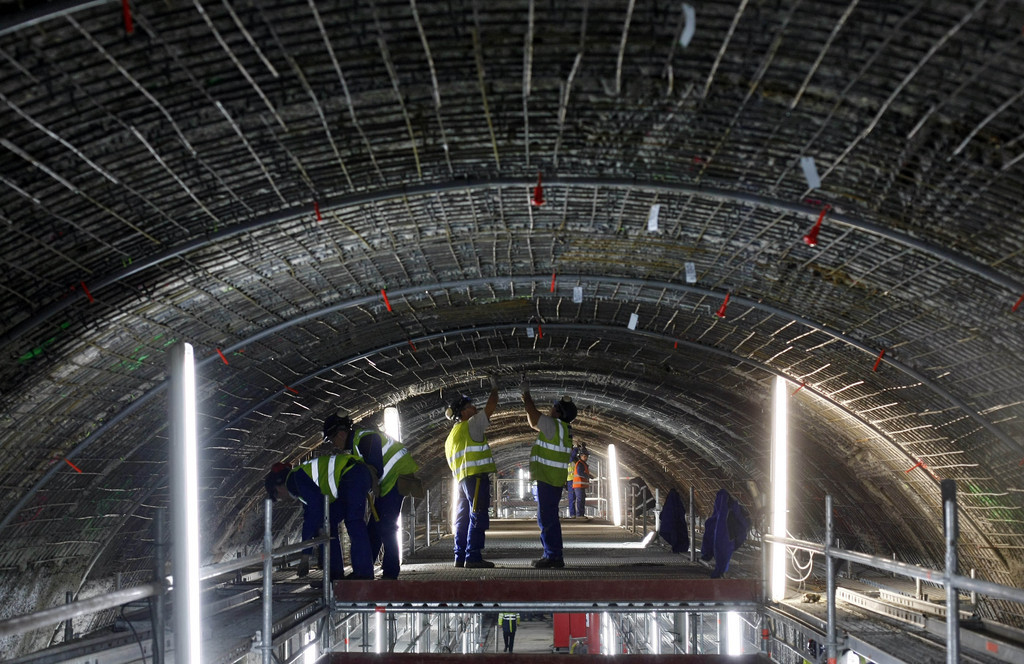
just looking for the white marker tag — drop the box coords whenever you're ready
[526,327,535,338]
[647,204,661,232]
[685,261,697,284]
[680,3,696,48]
[800,156,821,190]
[628,313,639,330]
[573,286,583,303]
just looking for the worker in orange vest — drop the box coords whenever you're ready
[571,451,593,518]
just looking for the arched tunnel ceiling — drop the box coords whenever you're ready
[2,0,1024,652]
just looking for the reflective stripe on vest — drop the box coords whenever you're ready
[573,459,590,488]
[295,454,358,500]
[445,420,496,482]
[352,429,419,496]
[530,419,573,487]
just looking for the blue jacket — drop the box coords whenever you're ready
[700,489,749,578]
[658,488,690,554]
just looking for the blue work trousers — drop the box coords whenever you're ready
[573,485,587,516]
[298,463,373,579]
[536,481,564,559]
[369,488,405,578]
[453,475,490,562]
[566,482,577,517]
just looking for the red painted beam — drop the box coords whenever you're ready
[329,654,771,663]
[332,578,760,605]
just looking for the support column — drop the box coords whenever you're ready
[425,490,432,548]
[673,613,684,654]
[153,508,166,664]
[262,499,273,664]
[322,495,331,611]
[826,495,837,664]
[689,486,697,562]
[944,480,960,664]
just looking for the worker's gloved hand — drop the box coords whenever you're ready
[297,554,310,577]
[519,378,530,394]
[489,375,498,391]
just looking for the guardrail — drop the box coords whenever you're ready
[764,481,1024,664]
[0,498,329,664]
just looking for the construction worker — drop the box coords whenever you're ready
[498,611,520,652]
[325,412,422,580]
[444,378,499,568]
[263,451,374,581]
[572,450,593,518]
[566,444,580,518]
[521,379,577,569]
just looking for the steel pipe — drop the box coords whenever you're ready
[0,582,165,639]
[825,496,837,664]
[944,480,960,664]
[765,532,1024,605]
[262,499,273,664]
[330,602,761,614]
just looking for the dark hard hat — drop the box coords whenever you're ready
[323,412,354,441]
[264,462,291,501]
[446,395,473,421]
[553,396,577,423]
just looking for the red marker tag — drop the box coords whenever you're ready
[408,340,417,351]
[715,293,730,318]
[64,458,83,473]
[550,272,556,292]
[872,348,886,372]
[122,0,134,35]
[791,381,805,396]
[1013,294,1024,312]
[285,385,298,395]
[81,281,95,303]
[216,348,229,365]
[314,201,322,223]
[381,289,392,312]
[905,460,925,474]
[538,325,543,339]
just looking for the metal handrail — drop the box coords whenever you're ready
[0,534,326,640]
[762,533,1024,606]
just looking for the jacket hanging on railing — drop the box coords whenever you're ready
[657,488,690,554]
[700,488,750,578]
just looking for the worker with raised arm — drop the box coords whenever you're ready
[520,378,577,569]
[444,377,500,568]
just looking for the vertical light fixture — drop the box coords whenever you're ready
[397,510,404,565]
[608,445,622,527]
[384,406,403,563]
[374,611,383,653]
[518,468,525,499]
[770,375,789,602]
[169,343,201,664]
[383,406,402,442]
[726,612,742,655]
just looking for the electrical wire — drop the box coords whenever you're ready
[120,603,148,664]
[786,546,817,582]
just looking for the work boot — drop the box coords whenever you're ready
[464,559,495,569]
[532,556,565,569]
